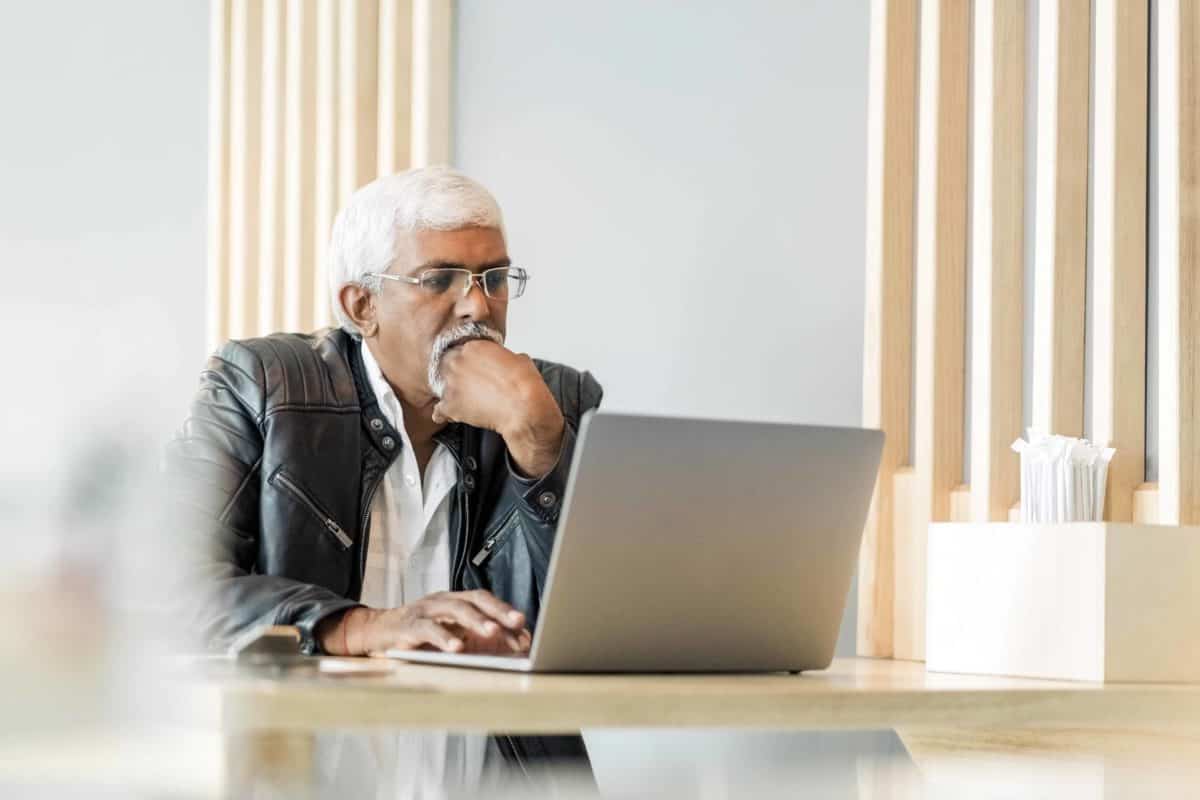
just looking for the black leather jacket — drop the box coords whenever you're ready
[166,328,602,767]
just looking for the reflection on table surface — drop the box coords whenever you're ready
[5,655,1200,798]
[4,724,1200,799]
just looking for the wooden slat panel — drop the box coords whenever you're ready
[283,0,318,333]
[338,0,380,205]
[949,485,971,523]
[969,0,1025,522]
[891,468,920,662]
[257,0,287,336]
[1031,0,1090,438]
[1133,482,1160,524]
[1180,1,1200,526]
[907,0,969,662]
[206,0,233,351]
[1091,0,1147,522]
[857,0,918,660]
[1158,0,1200,525]
[313,0,339,330]
[410,0,453,166]
[377,0,414,175]
[227,0,264,340]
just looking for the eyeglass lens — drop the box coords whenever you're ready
[419,268,525,299]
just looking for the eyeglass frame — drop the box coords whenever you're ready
[363,265,529,300]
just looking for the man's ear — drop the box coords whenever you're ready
[339,283,378,337]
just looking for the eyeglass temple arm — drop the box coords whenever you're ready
[370,273,420,285]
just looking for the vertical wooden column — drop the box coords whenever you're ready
[969,0,1025,523]
[338,0,380,206]
[312,0,340,329]
[207,0,450,341]
[1032,0,1090,438]
[857,0,918,660]
[283,0,318,333]
[377,0,415,175]
[206,0,232,352]
[227,0,264,340]
[257,0,287,335]
[411,0,454,166]
[1091,0,1147,522]
[905,0,969,662]
[1157,0,1200,525]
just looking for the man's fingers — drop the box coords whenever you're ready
[497,628,525,653]
[461,590,526,630]
[420,596,499,637]
[442,622,526,654]
[403,618,463,652]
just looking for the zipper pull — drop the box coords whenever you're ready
[471,536,497,567]
[324,518,353,549]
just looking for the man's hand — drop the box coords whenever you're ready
[431,339,565,477]
[316,590,532,657]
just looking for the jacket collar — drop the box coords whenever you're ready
[340,329,466,462]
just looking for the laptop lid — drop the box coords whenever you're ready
[527,411,883,673]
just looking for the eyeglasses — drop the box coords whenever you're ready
[366,266,529,301]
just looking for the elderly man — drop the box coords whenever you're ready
[168,166,600,779]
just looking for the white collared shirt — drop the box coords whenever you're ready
[359,340,458,609]
[316,341,486,796]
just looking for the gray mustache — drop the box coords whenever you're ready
[427,321,505,398]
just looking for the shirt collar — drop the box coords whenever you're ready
[359,338,463,459]
[359,339,401,431]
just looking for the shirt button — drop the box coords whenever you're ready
[369,418,384,431]
[465,456,478,471]
[405,474,416,487]
[538,491,556,508]
[381,436,396,450]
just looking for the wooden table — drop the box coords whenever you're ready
[205,656,1200,732]
[195,656,1200,795]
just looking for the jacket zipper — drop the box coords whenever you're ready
[471,535,498,567]
[358,471,384,588]
[272,470,353,549]
[446,447,471,589]
[456,486,471,586]
[471,522,513,567]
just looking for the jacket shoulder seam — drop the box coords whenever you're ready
[262,403,361,418]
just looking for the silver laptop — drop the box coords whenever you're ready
[387,411,883,673]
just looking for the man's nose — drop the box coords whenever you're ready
[454,279,491,321]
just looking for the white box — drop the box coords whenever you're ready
[925,522,1200,682]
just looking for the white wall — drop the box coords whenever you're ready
[456,1,870,427]
[0,0,210,752]
[454,0,871,659]
[452,0,899,786]
[0,0,209,424]
[0,0,208,553]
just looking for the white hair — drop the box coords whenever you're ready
[326,165,505,335]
